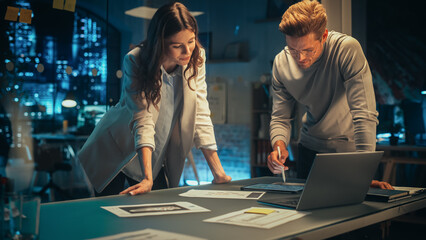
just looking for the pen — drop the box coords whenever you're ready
[277,146,286,183]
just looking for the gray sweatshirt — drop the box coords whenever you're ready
[270,31,378,153]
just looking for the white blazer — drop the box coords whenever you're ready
[78,47,216,193]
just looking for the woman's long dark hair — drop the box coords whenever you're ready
[138,2,202,110]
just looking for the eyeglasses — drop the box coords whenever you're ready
[284,48,317,58]
[285,38,322,58]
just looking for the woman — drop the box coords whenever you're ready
[78,2,231,196]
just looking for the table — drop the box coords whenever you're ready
[32,133,89,168]
[39,177,426,240]
[376,144,426,185]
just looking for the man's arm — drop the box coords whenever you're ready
[269,60,296,149]
[340,37,379,151]
[268,59,296,174]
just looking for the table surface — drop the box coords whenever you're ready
[39,177,426,240]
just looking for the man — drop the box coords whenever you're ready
[267,0,391,189]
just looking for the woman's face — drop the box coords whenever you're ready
[162,29,196,72]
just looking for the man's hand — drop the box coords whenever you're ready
[120,178,154,196]
[267,141,289,174]
[370,180,394,190]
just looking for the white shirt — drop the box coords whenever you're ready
[123,66,216,181]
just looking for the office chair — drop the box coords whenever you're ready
[33,145,72,201]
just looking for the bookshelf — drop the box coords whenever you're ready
[250,82,273,177]
[250,82,300,178]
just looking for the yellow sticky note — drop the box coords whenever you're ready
[19,9,32,24]
[52,0,65,10]
[5,6,19,21]
[245,208,275,215]
[64,0,76,12]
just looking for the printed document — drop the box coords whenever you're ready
[89,228,206,240]
[203,207,309,229]
[179,189,265,199]
[102,201,209,217]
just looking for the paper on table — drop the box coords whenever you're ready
[203,207,309,229]
[102,201,210,218]
[89,228,207,240]
[393,186,425,195]
[179,189,265,199]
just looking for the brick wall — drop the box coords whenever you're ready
[181,124,251,185]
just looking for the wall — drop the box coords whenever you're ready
[183,124,251,184]
[183,0,284,125]
[322,0,352,35]
[323,0,367,51]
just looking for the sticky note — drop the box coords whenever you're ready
[64,0,76,12]
[19,9,32,24]
[5,6,19,21]
[245,208,275,215]
[53,0,65,10]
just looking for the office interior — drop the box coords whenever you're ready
[0,0,425,239]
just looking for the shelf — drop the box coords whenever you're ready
[251,82,273,178]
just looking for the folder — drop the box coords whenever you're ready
[365,188,410,202]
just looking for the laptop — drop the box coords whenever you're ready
[258,151,384,211]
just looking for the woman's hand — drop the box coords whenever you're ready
[120,147,154,196]
[201,148,232,184]
[212,174,232,184]
[120,178,154,196]
[370,180,394,190]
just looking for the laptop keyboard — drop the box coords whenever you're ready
[285,199,300,206]
[279,197,300,207]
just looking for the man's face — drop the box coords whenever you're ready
[285,31,327,69]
